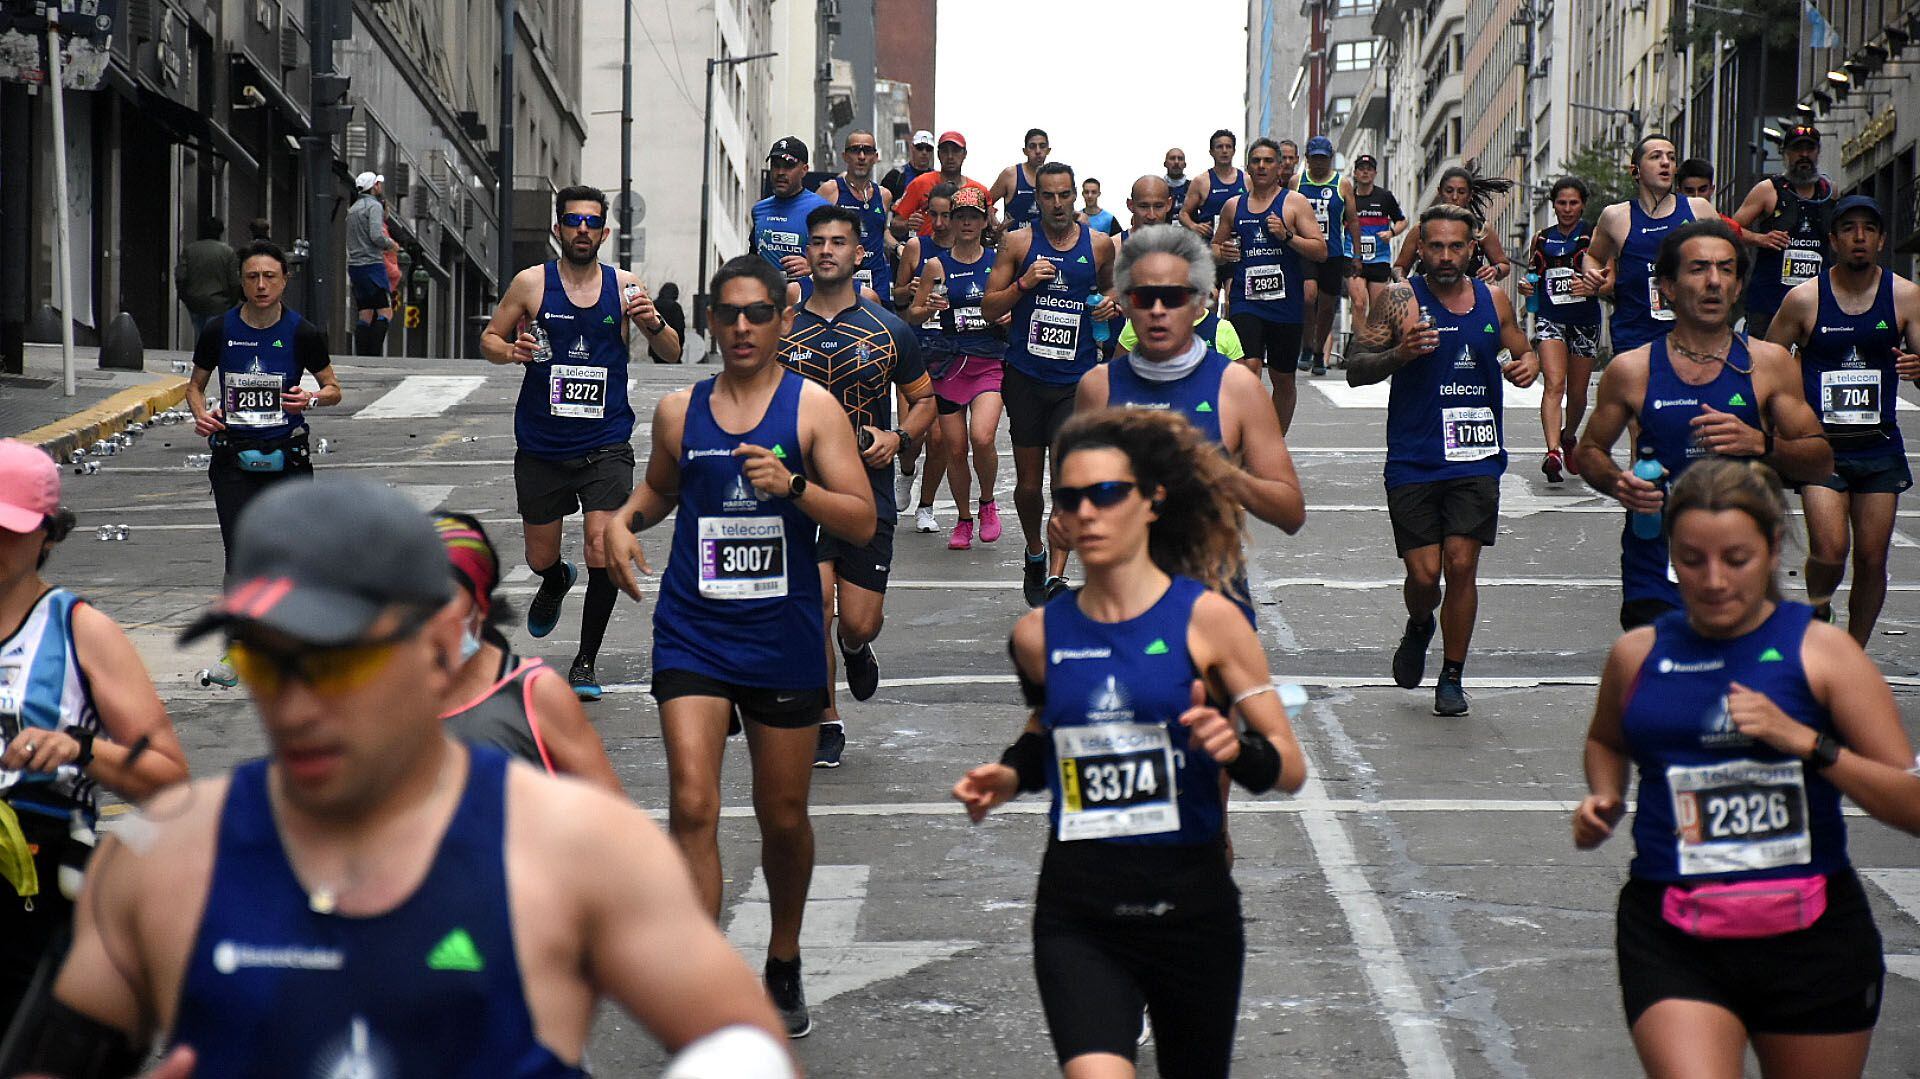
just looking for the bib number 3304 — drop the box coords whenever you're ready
[1053,722,1179,841]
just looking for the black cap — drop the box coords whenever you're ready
[1784,124,1821,147]
[1354,154,1379,168]
[182,480,454,647]
[768,136,809,165]
[1832,194,1884,230]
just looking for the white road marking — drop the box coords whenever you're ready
[353,376,486,419]
[1500,473,1605,518]
[1863,869,1920,983]
[724,865,974,1004]
[390,484,456,511]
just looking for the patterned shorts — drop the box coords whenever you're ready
[1534,317,1599,356]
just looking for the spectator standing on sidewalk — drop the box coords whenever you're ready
[175,219,240,340]
[347,172,400,358]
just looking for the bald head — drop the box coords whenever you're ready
[1128,175,1175,228]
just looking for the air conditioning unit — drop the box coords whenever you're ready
[279,20,303,71]
[344,121,369,160]
[389,163,411,200]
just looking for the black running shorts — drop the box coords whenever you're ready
[651,668,827,729]
[1227,314,1305,374]
[513,444,635,525]
[1385,475,1499,555]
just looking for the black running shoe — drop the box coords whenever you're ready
[1044,575,1070,602]
[1022,553,1048,607]
[1433,679,1470,717]
[765,956,812,1038]
[814,722,845,769]
[842,640,880,701]
[568,656,601,702]
[526,561,577,639]
[1392,616,1436,689]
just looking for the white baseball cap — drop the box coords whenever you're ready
[911,130,934,148]
[354,171,381,192]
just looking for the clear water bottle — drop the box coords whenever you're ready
[1630,446,1668,540]
[1088,292,1110,345]
[528,321,552,364]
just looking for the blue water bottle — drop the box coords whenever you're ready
[1088,292,1110,346]
[1525,271,1541,315]
[1630,446,1667,540]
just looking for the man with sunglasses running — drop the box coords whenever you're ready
[812,130,895,299]
[32,480,794,1078]
[481,185,680,701]
[606,256,877,1039]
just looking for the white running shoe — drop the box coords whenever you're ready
[914,506,938,533]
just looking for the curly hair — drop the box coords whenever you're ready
[1053,408,1248,603]
[1431,162,1516,227]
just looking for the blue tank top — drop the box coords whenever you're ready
[933,246,1001,358]
[1533,221,1602,327]
[1005,165,1039,230]
[1297,171,1349,258]
[215,307,310,443]
[1384,278,1507,487]
[909,239,950,352]
[651,372,825,688]
[1227,189,1305,323]
[1040,577,1224,847]
[751,189,830,276]
[1747,177,1833,319]
[514,263,635,460]
[1802,269,1903,460]
[1106,349,1230,444]
[833,177,892,292]
[1195,168,1246,225]
[171,748,583,1077]
[1004,225,1100,385]
[1622,603,1847,883]
[1612,195,1695,353]
[1167,177,1191,218]
[1620,337,1763,608]
[0,588,101,822]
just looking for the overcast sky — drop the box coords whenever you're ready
[933,1,1248,231]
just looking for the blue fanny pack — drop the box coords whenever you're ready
[235,448,286,472]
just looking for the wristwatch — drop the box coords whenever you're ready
[1804,731,1842,771]
[64,726,95,769]
[644,316,667,334]
[893,427,914,450]
[785,473,808,499]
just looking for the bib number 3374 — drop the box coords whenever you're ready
[1053,722,1179,841]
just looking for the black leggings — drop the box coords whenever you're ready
[208,446,314,573]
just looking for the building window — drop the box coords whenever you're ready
[1333,0,1377,14]
[1333,40,1377,71]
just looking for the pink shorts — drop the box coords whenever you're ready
[933,355,1004,410]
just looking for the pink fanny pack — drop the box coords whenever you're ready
[1661,875,1828,939]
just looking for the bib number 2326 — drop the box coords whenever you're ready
[1668,759,1811,876]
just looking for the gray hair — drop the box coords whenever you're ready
[1417,203,1479,241]
[1115,224,1215,298]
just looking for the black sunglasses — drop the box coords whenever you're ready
[845,145,878,155]
[710,301,783,326]
[559,212,605,229]
[1125,285,1199,311]
[1053,481,1143,513]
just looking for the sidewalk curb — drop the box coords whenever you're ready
[18,377,191,462]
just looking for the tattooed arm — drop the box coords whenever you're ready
[1344,282,1436,387]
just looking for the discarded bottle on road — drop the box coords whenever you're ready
[1630,446,1667,541]
[72,461,99,476]
[95,526,114,542]
[170,360,192,375]
[314,439,331,455]
[115,524,129,541]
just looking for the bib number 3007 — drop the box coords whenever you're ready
[1054,722,1179,841]
[697,517,787,600]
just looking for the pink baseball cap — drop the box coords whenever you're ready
[0,440,59,534]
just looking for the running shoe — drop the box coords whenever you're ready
[1391,615,1436,689]
[1542,449,1564,484]
[1023,551,1048,607]
[526,561,577,639]
[1296,352,1313,372]
[568,656,601,702]
[765,957,812,1038]
[1813,602,1835,624]
[979,499,1003,543]
[1044,575,1071,602]
[842,640,880,701]
[199,659,238,689]
[915,506,938,533]
[814,722,846,769]
[1433,679,1471,717]
[949,519,974,550]
[1311,355,1328,376]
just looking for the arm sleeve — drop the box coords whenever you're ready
[191,318,224,371]
[889,315,928,388]
[295,320,333,375]
[1387,193,1405,222]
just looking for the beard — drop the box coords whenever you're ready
[1427,266,1463,285]
[562,240,602,267]
[1787,159,1819,185]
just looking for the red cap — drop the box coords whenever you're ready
[0,439,59,534]
[937,131,967,149]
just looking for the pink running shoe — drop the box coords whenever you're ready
[978,499,1003,543]
[949,519,974,550]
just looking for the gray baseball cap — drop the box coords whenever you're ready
[182,479,453,646]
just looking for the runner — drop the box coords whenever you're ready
[895,182,960,534]
[1349,154,1407,316]
[479,185,680,700]
[1733,124,1834,340]
[433,512,622,794]
[951,408,1306,1078]
[1178,130,1246,248]
[1115,178,1248,366]
[881,129,936,202]
[893,131,991,240]
[752,137,830,281]
[1574,218,1831,629]
[1210,138,1327,431]
[1162,148,1191,221]
[1080,178,1122,236]
[982,161,1121,606]
[990,128,1051,234]
[346,172,400,358]
[1516,176,1603,483]
[0,440,188,1026]
[1677,157,1717,200]
[1392,165,1514,284]
[1275,139,1300,189]
[1763,196,1920,641]
[812,129,897,298]
[1573,457,1920,1079]
[27,479,794,1075]
[1581,135,1719,357]
[904,186,1007,551]
[187,240,341,573]
[1344,204,1540,716]
[777,206,936,769]
[604,256,876,1038]
[1292,135,1359,376]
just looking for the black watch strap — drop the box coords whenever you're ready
[65,726,95,769]
[1805,731,1842,771]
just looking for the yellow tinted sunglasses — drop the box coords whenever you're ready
[226,613,429,696]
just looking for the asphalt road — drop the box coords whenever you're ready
[51,354,1920,1078]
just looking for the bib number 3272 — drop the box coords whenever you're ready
[1054,722,1179,841]
[549,365,608,419]
[1668,758,1811,876]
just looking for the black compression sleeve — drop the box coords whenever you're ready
[20,999,145,1078]
[1224,729,1282,793]
[999,731,1049,793]
[191,318,223,371]
[1008,640,1045,707]
[295,320,333,375]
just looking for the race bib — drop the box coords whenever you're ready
[1054,722,1179,842]
[697,517,787,600]
[549,364,608,419]
[1441,406,1500,462]
[0,662,23,719]
[1244,264,1288,301]
[1820,368,1880,426]
[854,269,875,294]
[1026,308,1081,361]
[1546,266,1580,306]
[952,305,989,333]
[1782,246,1822,286]
[1312,201,1330,235]
[1648,268,1674,322]
[1360,232,1379,262]
[224,371,285,429]
[1669,758,1811,876]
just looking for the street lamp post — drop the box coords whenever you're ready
[695,50,778,342]
[618,0,633,270]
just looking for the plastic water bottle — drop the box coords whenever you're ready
[1525,271,1541,314]
[528,322,552,364]
[1630,446,1667,540]
[1088,292,1110,345]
